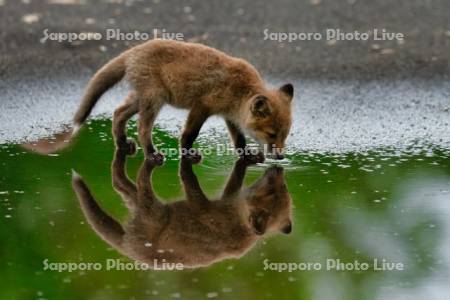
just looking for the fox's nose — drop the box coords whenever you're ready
[275,153,284,160]
[281,221,292,234]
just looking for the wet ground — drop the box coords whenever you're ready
[1,76,449,153]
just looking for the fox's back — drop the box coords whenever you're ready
[126,40,263,111]
[160,201,255,261]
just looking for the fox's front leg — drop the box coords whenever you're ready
[112,147,137,212]
[180,107,210,161]
[180,157,209,208]
[113,92,139,155]
[226,120,264,163]
[136,158,165,215]
[138,93,164,164]
[221,157,253,200]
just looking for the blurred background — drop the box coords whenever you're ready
[1,0,449,79]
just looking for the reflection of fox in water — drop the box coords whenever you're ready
[73,40,294,162]
[72,151,292,268]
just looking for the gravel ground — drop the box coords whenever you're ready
[1,75,449,153]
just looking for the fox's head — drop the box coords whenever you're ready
[244,83,294,159]
[245,165,292,236]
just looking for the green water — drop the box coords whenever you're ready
[1,119,449,300]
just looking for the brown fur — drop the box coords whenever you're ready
[73,40,294,161]
[72,151,292,268]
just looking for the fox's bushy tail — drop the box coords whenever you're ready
[73,54,127,128]
[71,171,125,251]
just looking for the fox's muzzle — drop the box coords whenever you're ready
[265,144,285,160]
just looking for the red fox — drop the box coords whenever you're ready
[73,40,294,163]
[71,150,292,268]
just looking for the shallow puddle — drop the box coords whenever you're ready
[0,119,449,299]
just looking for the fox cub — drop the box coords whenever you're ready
[73,40,294,162]
[71,150,292,268]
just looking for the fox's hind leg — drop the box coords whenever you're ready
[180,107,210,161]
[112,147,137,212]
[113,92,139,155]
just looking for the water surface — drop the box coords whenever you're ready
[1,119,449,299]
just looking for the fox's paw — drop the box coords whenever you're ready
[241,151,265,165]
[181,148,202,164]
[118,139,137,156]
[146,152,165,166]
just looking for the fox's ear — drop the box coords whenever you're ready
[250,95,271,117]
[250,210,270,235]
[279,83,294,100]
